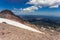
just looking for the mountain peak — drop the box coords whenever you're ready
[0,10,37,28]
[0,10,15,15]
[0,10,24,23]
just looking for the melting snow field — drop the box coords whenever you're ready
[0,18,44,34]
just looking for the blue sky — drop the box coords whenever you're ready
[0,0,29,9]
[0,0,60,17]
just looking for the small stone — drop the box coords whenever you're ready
[2,32,5,35]
[7,32,11,34]
[51,30,54,32]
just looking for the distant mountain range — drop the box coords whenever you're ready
[21,15,60,31]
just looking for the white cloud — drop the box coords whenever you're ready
[27,0,60,8]
[23,6,38,11]
[49,5,59,8]
[12,0,60,14]
[12,6,39,14]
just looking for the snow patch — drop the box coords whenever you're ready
[0,18,44,34]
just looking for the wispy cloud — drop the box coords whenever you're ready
[12,0,60,14]
[22,6,38,12]
[27,0,60,8]
[12,6,38,14]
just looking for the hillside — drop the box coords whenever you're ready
[0,23,60,40]
[0,10,60,40]
[0,10,38,29]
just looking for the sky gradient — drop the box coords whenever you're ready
[0,0,60,17]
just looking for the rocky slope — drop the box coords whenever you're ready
[0,10,37,28]
[0,10,60,40]
[0,10,24,23]
[0,22,60,40]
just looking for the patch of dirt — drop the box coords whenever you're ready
[0,23,60,40]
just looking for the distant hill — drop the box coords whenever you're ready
[21,15,60,31]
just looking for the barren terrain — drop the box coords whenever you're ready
[0,23,60,40]
[0,10,60,40]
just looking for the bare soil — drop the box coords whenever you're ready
[0,23,60,40]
